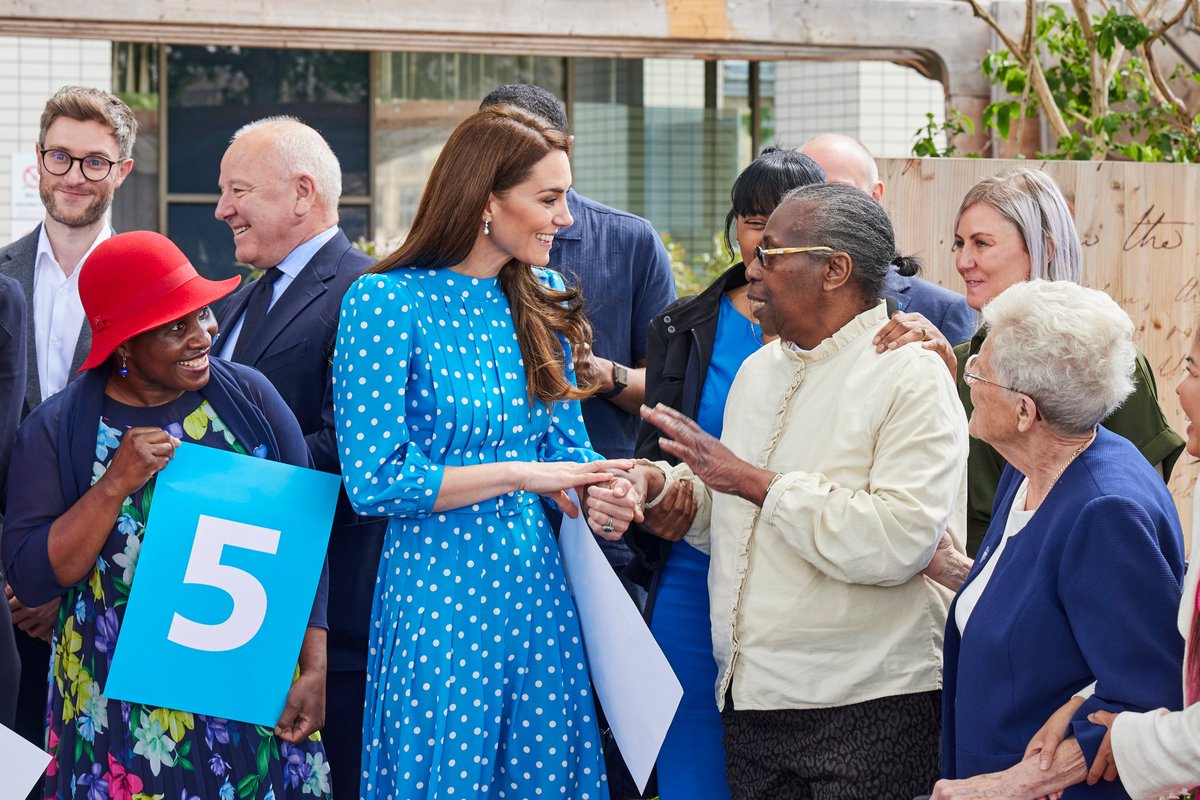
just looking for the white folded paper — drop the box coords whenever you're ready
[557,490,683,793]
[0,722,52,800]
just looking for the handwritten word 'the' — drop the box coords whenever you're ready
[1123,205,1193,252]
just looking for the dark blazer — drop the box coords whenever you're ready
[0,225,92,416]
[215,229,384,671]
[0,272,25,729]
[941,427,1184,796]
[883,268,976,347]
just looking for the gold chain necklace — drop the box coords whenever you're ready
[1049,433,1095,486]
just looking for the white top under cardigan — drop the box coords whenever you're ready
[658,301,969,712]
[1110,481,1200,800]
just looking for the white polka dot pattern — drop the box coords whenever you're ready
[333,267,606,799]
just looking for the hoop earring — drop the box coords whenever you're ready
[118,356,129,378]
[483,219,491,236]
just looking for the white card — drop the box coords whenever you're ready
[0,722,51,799]
[558,490,683,793]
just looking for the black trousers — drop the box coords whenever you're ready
[13,626,50,800]
[324,669,367,800]
[722,690,942,800]
[0,594,19,729]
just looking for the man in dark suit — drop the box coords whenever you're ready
[0,86,135,763]
[801,133,976,345]
[213,116,383,800]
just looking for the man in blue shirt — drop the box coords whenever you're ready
[802,133,976,345]
[480,85,677,563]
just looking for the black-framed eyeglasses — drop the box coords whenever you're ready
[38,148,125,181]
[963,353,1022,393]
[754,244,835,269]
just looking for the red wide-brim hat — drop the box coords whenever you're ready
[78,231,241,371]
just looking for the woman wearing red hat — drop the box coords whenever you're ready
[2,231,331,799]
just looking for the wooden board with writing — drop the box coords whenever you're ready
[879,158,1200,535]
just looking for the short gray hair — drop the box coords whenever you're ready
[956,168,1082,284]
[232,116,342,211]
[779,182,919,303]
[983,280,1135,434]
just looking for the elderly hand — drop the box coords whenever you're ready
[6,584,58,642]
[524,459,636,519]
[1084,711,1120,785]
[640,404,771,503]
[1024,695,1085,770]
[583,474,644,541]
[641,480,697,541]
[873,311,958,377]
[102,427,181,498]
[922,532,973,592]
[930,773,1026,799]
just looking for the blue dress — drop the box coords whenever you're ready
[333,267,607,800]
[650,293,761,800]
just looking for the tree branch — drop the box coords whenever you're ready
[961,0,1027,57]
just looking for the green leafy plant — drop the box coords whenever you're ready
[918,1,1200,161]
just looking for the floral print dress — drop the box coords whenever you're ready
[42,392,330,800]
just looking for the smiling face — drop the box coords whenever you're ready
[215,132,311,269]
[1176,335,1200,457]
[118,306,218,398]
[480,150,573,268]
[38,117,131,229]
[954,202,1033,311]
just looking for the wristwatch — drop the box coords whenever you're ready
[599,361,629,399]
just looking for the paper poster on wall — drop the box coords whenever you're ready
[9,151,43,241]
[104,443,339,726]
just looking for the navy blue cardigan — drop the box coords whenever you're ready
[941,426,1184,796]
[1,358,328,627]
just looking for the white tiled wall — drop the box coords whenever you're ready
[773,60,945,158]
[0,37,113,242]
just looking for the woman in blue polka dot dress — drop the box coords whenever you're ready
[333,105,644,799]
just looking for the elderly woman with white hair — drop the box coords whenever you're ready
[929,280,1185,800]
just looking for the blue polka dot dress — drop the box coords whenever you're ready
[333,266,607,800]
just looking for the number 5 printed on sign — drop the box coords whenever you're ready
[167,515,280,652]
[103,442,339,726]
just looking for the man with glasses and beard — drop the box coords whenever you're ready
[0,86,135,770]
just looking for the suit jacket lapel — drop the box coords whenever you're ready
[213,280,254,357]
[231,233,346,365]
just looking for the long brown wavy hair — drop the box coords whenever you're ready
[370,105,594,404]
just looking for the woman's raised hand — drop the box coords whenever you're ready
[873,311,958,376]
[102,427,181,497]
[519,459,636,519]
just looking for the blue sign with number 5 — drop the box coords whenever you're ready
[104,442,339,726]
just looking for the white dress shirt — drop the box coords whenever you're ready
[33,224,111,400]
[217,226,339,358]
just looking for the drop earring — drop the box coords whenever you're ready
[483,219,491,236]
[118,356,129,378]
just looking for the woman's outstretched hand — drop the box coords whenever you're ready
[521,459,636,520]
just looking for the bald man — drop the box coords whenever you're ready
[802,134,976,345]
